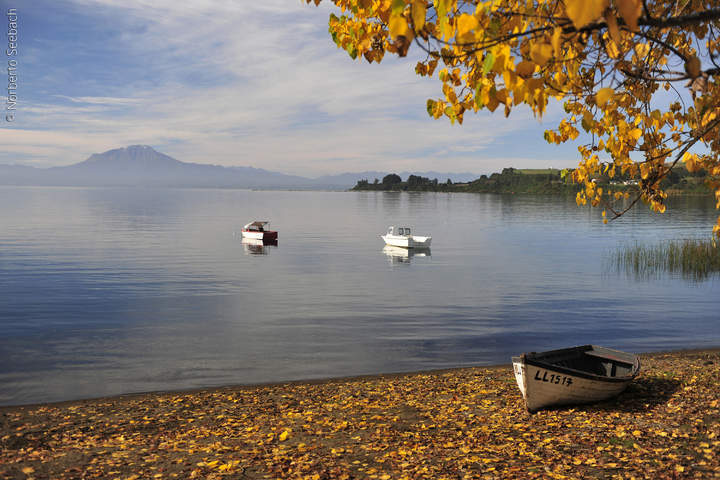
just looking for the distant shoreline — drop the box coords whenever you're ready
[2,346,718,411]
[352,167,715,196]
[0,184,714,197]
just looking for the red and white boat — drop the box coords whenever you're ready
[241,221,278,241]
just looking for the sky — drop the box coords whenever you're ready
[0,0,581,177]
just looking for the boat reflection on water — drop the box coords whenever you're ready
[241,237,278,255]
[382,245,431,264]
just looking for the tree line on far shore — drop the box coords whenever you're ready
[352,167,714,195]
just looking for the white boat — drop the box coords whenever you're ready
[512,345,640,413]
[381,226,431,248]
[241,221,278,241]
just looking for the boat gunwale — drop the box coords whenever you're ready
[519,345,640,384]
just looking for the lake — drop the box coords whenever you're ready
[0,186,718,406]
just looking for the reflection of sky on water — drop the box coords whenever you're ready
[0,187,718,405]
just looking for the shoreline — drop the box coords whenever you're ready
[2,347,719,412]
[2,348,719,479]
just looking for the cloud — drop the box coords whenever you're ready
[54,95,143,106]
[0,0,572,175]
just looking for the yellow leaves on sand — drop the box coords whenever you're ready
[564,0,608,29]
[4,351,720,479]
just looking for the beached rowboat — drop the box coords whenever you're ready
[512,345,640,413]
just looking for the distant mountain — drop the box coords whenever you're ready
[0,164,38,183]
[0,145,313,189]
[0,146,481,189]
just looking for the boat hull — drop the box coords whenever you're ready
[241,229,278,241]
[241,237,277,255]
[381,234,432,248]
[382,245,430,264]
[512,345,640,413]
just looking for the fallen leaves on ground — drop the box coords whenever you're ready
[1,350,719,479]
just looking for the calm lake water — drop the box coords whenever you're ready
[0,187,718,406]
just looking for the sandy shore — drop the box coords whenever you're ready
[1,349,719,479]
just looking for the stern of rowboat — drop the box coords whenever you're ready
[511,356,528,401]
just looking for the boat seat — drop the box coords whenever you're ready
[553,355,607,376]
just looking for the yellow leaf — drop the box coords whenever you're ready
[604,11,621,47]
[515,60,536,78]
[456,14,479,43]
[22,467,35,474]
[685,55,701,78]
[683,152,698,172]
[279,430,290,441]
[565,0,608,29]
[596,87,614,106]
[530,42,553,67]
[634,42,649,59]
[616,0,642,31]
[551,27,563,58]
[629,128,642,140]
[411,0,426,32]
[388,14,410,40]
